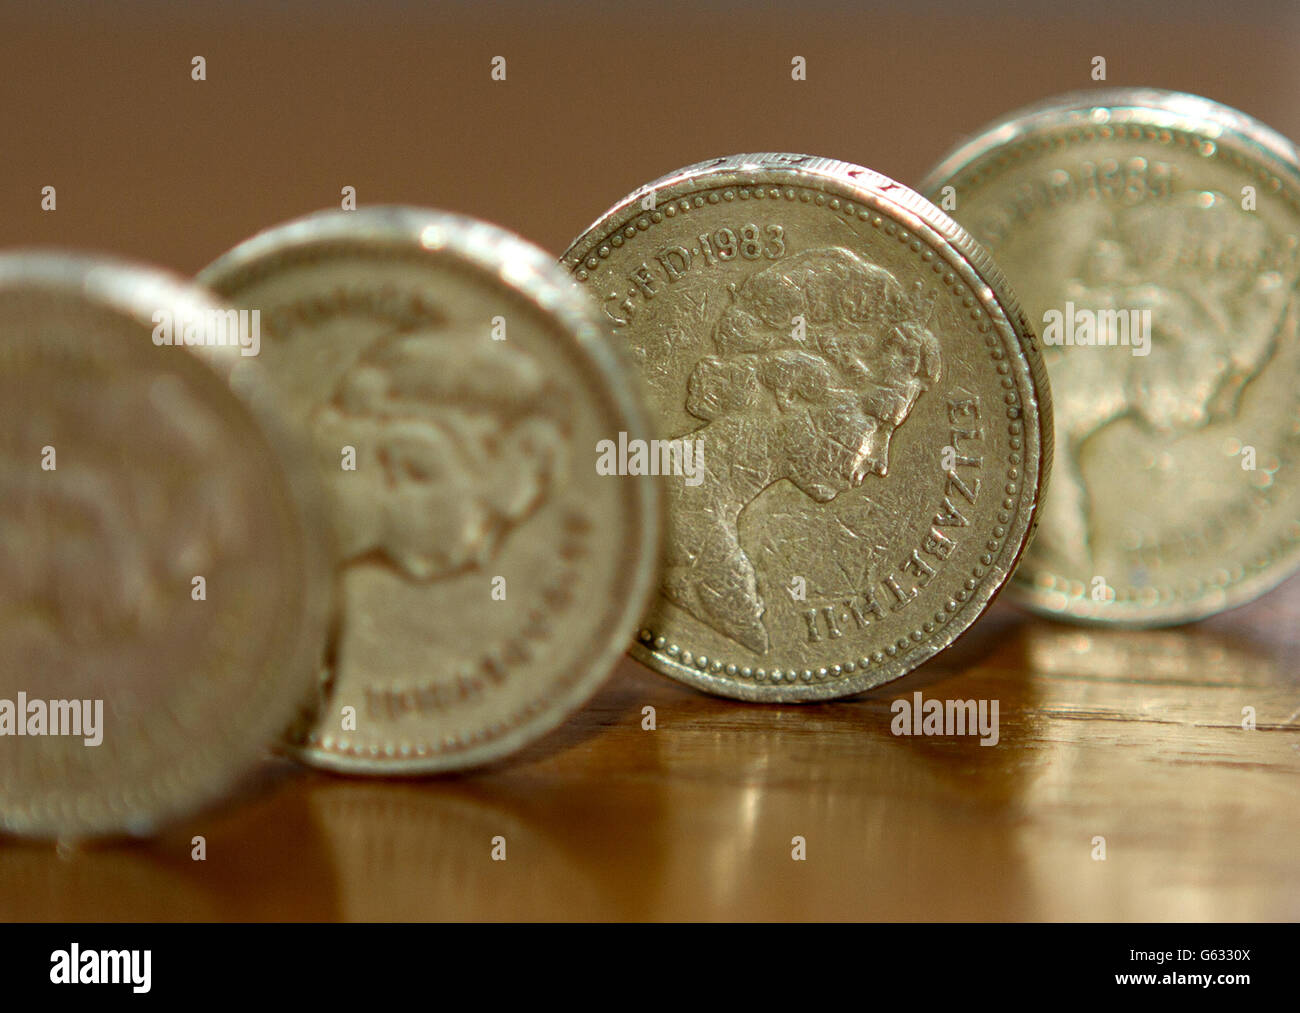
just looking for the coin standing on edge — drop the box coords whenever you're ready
[198,207,660,773]
[562,153,1052,702]
[0,254,333,840]
[921,89,1300,626]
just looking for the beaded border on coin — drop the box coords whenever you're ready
[920,89,1300,626]
[562,154,1053,701]
[199,207,662,770]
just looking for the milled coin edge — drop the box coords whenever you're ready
[198,207,663,772]
[919,89,1300,627]
[562,155,1052,701]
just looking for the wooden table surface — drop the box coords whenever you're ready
[3,575,1297,922]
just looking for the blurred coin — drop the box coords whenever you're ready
[561,153,1051,701]
[198,207,660,772]
[0,254,332,839]
[921,89,1300,625]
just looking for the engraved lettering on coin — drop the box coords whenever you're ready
[564,154,1050,701]
[663,247,941,653]
[199,208,659,771]
[922,90,1300,624]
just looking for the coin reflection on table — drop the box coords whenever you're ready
[198,207,660,774]
[0,254,332,840]
[921,89,1300,626]
[304,781,614,920]
[562,153,1052,702]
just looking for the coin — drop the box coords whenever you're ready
[198,207,660,772]
[921,89,1300,625]
[0,253,332,839]
[561,153,1052,701]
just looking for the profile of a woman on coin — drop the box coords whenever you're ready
[311,333,568,582]
[661,246,942,655]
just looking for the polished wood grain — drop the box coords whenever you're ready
[3,574,1297,922]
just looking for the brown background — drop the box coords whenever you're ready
[5,1,1300,274]
[1,0,1298,921]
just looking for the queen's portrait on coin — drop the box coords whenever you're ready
[662,246,941,654]
[1039,191,1296,560]
[311,333,567,581]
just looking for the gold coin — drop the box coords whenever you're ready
[0,254,332,839]
[562,153,1051,701]
[198,207,660,772]
[921,89,1300,625]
